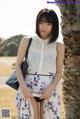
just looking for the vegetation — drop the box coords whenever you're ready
[0,34,24,56]
[0,38,6,54]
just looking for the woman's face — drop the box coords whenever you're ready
[38,21,52,39]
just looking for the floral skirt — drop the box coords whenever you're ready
[16,73,60,119]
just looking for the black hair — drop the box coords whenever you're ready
[36,8,59,43]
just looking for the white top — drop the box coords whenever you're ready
[27,35,57,75]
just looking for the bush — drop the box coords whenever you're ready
[0,34,25,56]
[7,42,18,56]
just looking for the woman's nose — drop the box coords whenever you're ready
[42,24,47,29]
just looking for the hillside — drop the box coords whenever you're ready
[0,34,24,56]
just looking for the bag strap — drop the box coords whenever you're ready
[25,38,32,59]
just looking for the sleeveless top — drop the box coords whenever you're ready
[27,35,57,75]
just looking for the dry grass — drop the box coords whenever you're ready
[0,57,16,76]
[0,56,17,62]
[59,92,65,119]
[0,63,12,76]
[0,87,17,119]
[0,57,17,118]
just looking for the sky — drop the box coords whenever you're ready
[0,0,63,42]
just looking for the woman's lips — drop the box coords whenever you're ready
[41,30,47,33]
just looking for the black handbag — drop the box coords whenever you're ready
[5,38,32,90]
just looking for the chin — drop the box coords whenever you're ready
[40,35,48,39]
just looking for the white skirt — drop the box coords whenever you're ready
[16,73,60,119]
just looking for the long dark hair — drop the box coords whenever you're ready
[36,8,59,43]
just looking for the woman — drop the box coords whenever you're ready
[16,8,64,119]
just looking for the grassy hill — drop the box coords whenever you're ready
[0,34,24,56]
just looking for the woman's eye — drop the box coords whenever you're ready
[47,23,52,25]
[40,22,44,24]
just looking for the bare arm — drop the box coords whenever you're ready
[15,37,33,99]
[15,37,29,88]
[50,42,64,91]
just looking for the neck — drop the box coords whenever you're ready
[40,36,50,40]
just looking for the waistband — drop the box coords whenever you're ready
[26,72,55,76]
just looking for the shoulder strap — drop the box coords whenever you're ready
[25,38,32,58]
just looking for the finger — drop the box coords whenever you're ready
[41,91,44,94]
[30,96,34,99]
[39,95,44,99]
[29,89,33,93]
[45,97,50,100]
[31,94,34,97]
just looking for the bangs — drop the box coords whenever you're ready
[39,13,53,23]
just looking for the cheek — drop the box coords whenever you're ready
[48,27,52,33]
[39,26,41,31]
[38,24,42,30]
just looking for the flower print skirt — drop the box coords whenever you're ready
[16,73,60,119]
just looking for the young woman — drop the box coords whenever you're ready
[16,8,64,119]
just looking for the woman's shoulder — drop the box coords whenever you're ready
[21,36,30,42]
[21,35,33,45]
[56,41,64,51]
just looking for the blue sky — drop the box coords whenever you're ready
[0,0,63,42]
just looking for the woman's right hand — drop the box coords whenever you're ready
[20,83,34,99]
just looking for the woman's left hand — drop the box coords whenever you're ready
[39,87,53,100]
